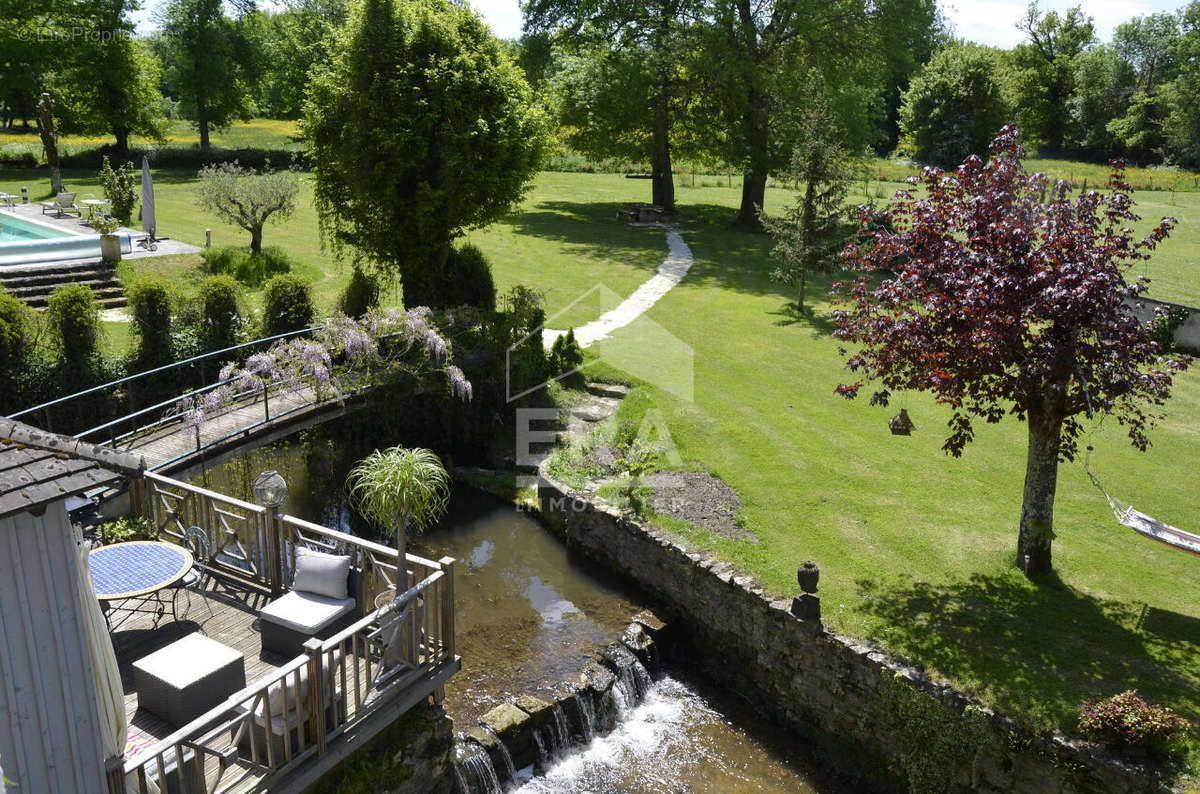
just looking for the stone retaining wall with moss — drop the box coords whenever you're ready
[537,474,1173,794]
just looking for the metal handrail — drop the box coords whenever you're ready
[10,325,323,430]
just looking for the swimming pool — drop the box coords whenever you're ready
[0,213,74,242]
[0,211,130,266]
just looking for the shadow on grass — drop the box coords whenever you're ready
[854,571,1200,738]
[767,301,839,337]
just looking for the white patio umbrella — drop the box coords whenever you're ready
[74,530,127,783]
[140,156,156,241]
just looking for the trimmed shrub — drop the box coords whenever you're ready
[338,266,381,317]
[126,279,173,364]
[0,289,37,365]
[403,243,496,311]
[446,243,496,311]
[549,328,583,376]
[201,245,294,287]
[47,284,100,362]
[262,274,315,336]
[198,275,242,350]
[1079,690,1190,754]
[98,155,138,224]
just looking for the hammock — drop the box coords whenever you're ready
[1085,448,1200,557]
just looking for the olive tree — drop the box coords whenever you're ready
[194,162,300,253]
[303,0,548,309]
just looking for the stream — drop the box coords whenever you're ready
[192,433,841,793]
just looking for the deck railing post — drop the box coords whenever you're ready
[304,638,328,755]
[438,556,455,662]
[264,507,284,597]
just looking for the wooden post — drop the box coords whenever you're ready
[438,556,455,662]
[264,507,283,597]
[104,754,125,794]
[304,638,328,755]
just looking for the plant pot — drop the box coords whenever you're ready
[99,233,122,263]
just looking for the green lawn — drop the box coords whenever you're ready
[569,180,1200,773]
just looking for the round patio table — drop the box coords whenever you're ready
[90,541,194,630]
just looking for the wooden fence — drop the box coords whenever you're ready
[116,472,458,794]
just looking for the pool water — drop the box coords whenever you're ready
[0,213,73,242]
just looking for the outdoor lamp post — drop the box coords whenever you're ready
[253,470,287,507]
[254,471,288,595]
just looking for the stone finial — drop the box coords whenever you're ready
[792,560,821,623]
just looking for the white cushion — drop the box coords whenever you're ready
[259,589,355,634]
[244,650,342,732]
[292,548,351,600]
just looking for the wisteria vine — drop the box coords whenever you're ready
[176,308,471,432]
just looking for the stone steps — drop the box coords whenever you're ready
[0,260,126,310]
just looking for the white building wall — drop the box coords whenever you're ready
[0,505,106,794]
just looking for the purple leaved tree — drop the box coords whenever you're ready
[832,126,1189,576]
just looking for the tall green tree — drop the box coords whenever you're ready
[254,0,347,118]
[53,35,167,156]
[1066,46,1134,159]
[304,0,548,309]
[1009,2,1095,155]
[1163,2,1200,168]
[160,0,256,149]
[526,0,698,212]
[763,83,855,311]
[899,43,1010,167]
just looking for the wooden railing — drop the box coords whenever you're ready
[139,473,444,600]
[119,567,456,794]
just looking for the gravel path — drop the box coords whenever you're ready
[542,224,693,349]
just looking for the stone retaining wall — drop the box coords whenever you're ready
[537,475,1173,794]
[1126,296,1200,354]
[306,704,455,794]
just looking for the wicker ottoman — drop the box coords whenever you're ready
[133,633,246,726]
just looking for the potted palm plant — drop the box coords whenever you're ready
[346,446,451,601]
[93,215,122,263]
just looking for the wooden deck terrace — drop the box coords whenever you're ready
[110,471,460,794]
[115,576,279,758]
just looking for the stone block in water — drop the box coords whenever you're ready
[580,659,615,697]
[464,726,498,750]
[515,694,555,727]
[481,701,535,772]
[621,622,659,674]
[601,641,638,672]
[632,609,668,636]
[481,702,530,744]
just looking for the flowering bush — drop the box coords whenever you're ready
[175,307,471,433]
[1078,690,1190,754]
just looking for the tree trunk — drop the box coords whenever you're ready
[797,270,806,311]
[1016,407,1062,576]
[36,93,63,195]
[113,125,129,158]
[250,226,263,254]
[732,86,769,230]
[651,97,674,212]
[197,94,210,151]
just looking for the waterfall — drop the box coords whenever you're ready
[612,664,640,713]
[550,705,570,753]
[453,764,471,794]
[577,692,596,741]
[533,729,549,767]
[457,750,502,794]
[630,661,652,700]
[492,731,517,782]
